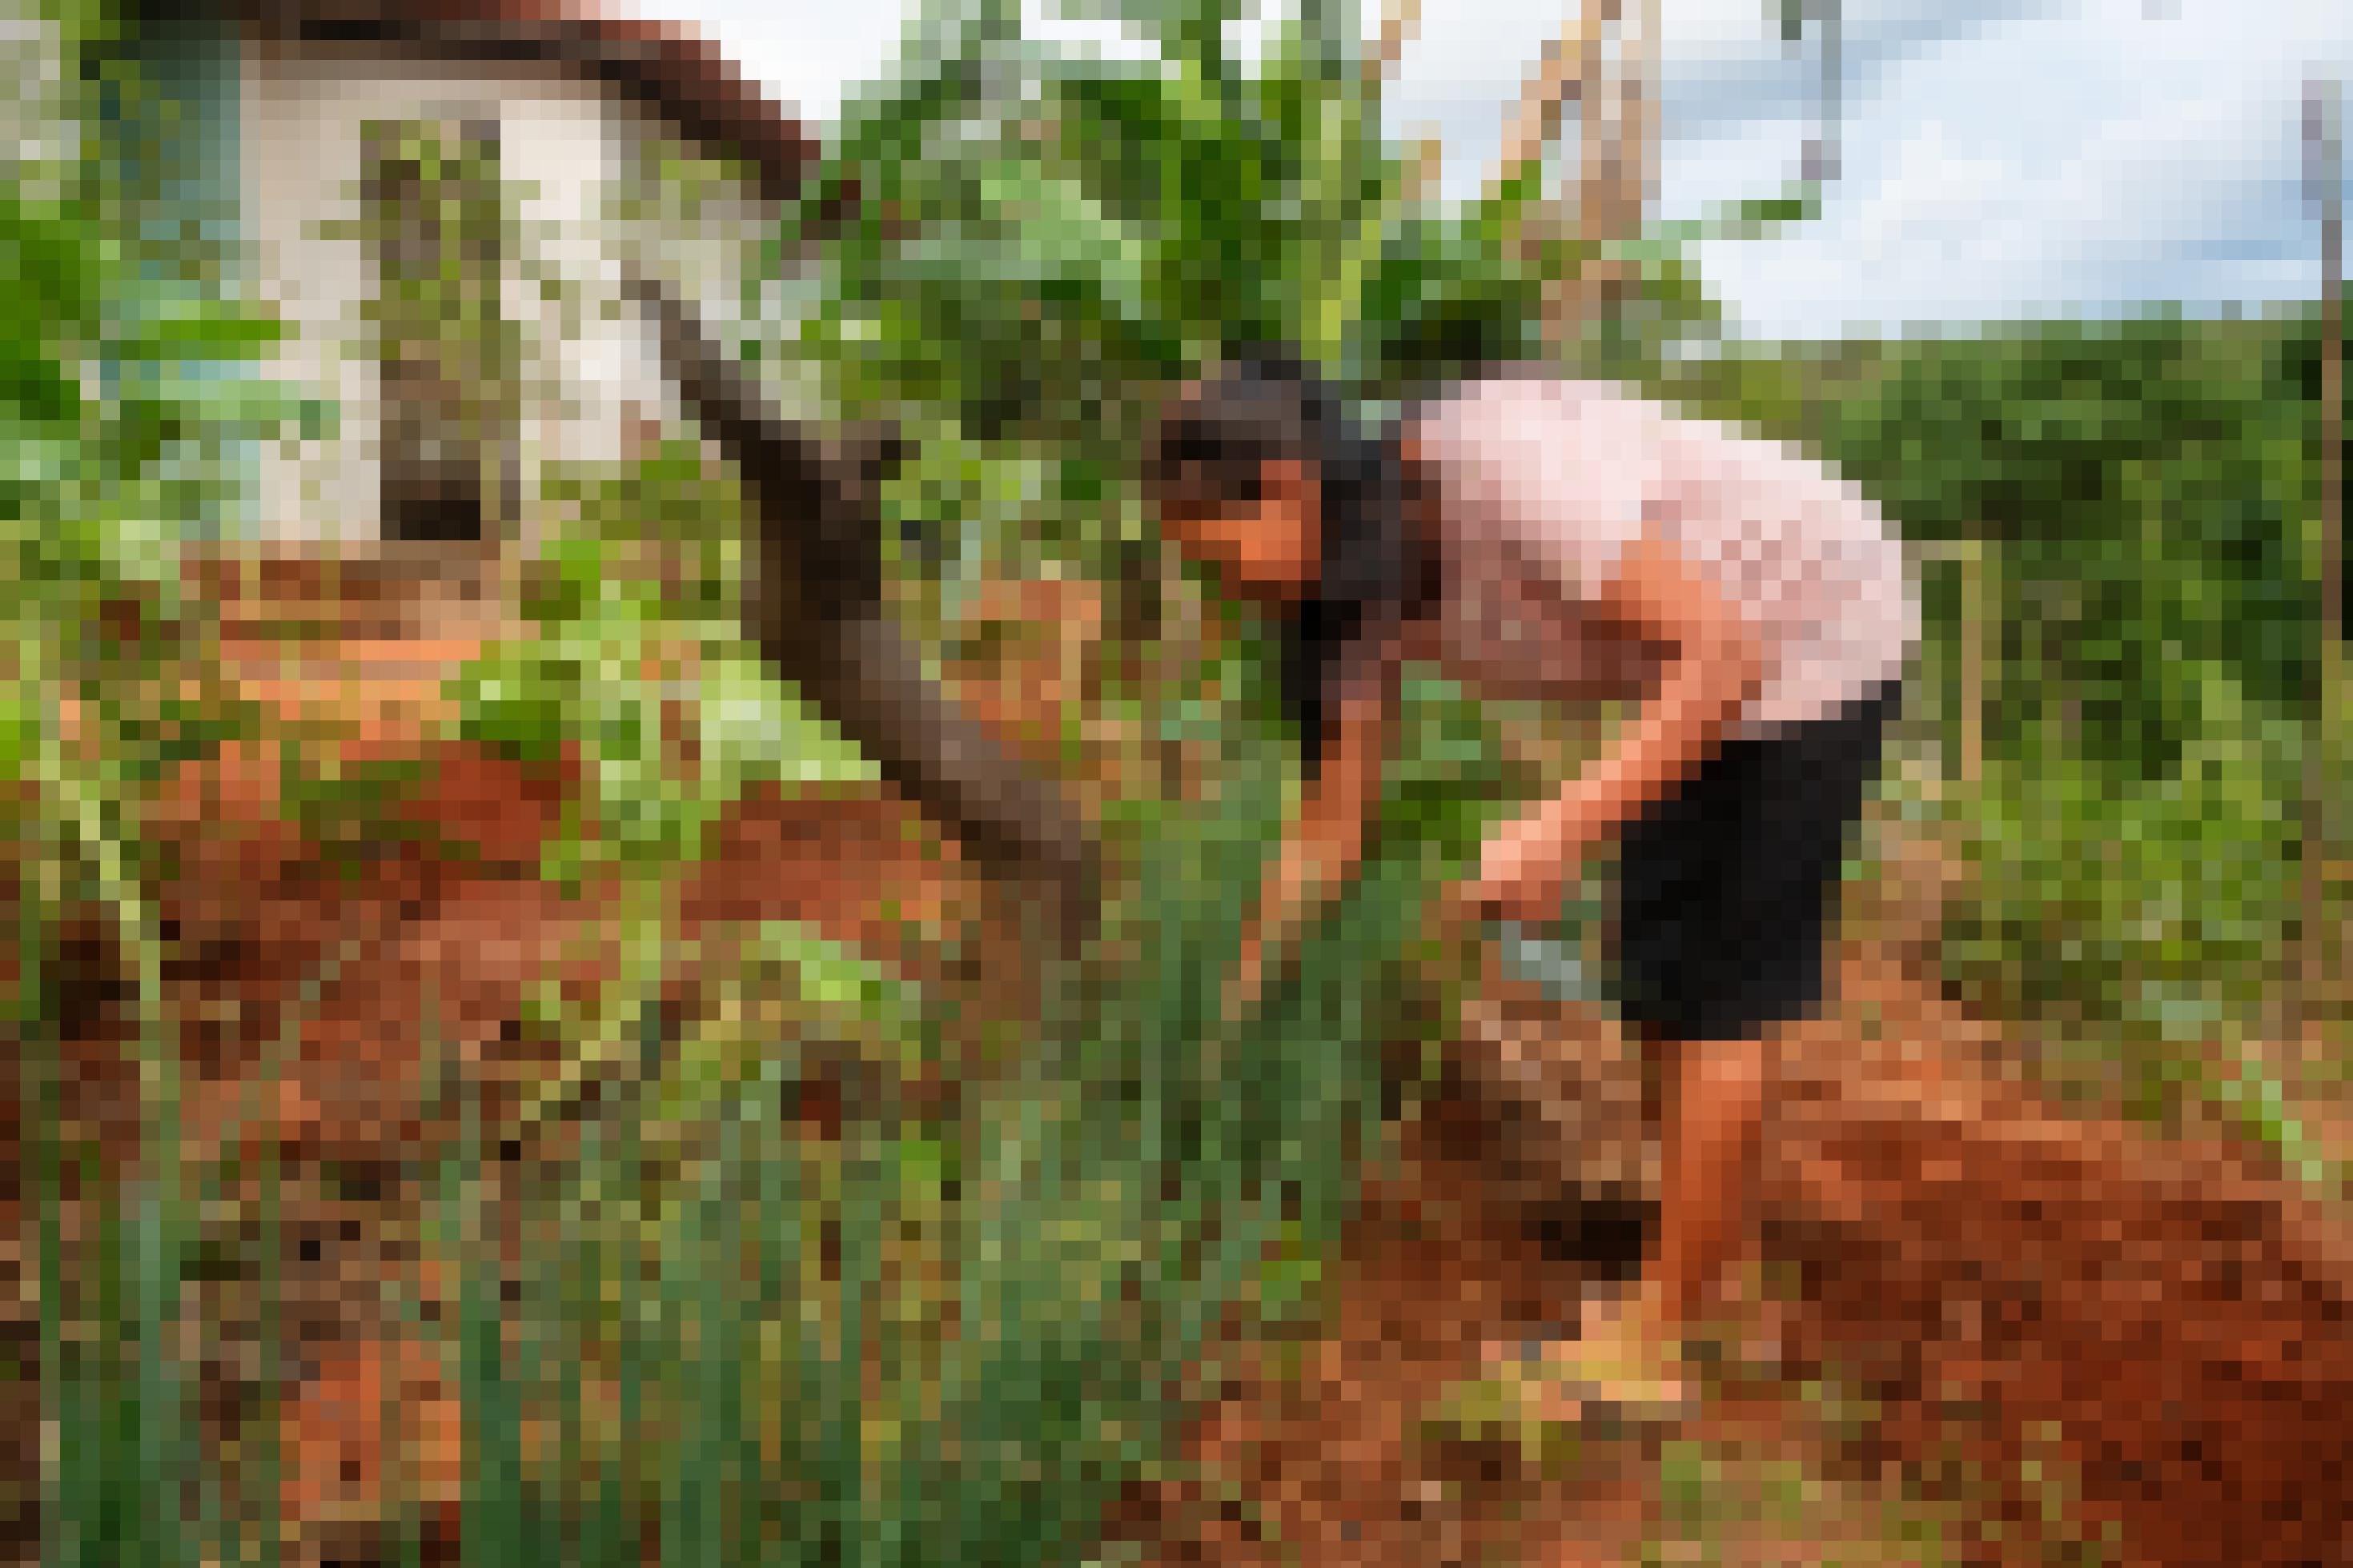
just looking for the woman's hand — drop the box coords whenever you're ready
[1222,940,1270,1030]
[1460,792,1606,924]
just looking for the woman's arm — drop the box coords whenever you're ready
[1464,533,1765,922]
[1226,642,1400,1023]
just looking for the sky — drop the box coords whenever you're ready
[623,0,2347,340]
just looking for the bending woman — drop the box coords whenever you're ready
[1143,351,1920,1421]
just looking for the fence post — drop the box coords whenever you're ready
[2302,78,2343,1045]
[1958,536,1988,792]
[1914,536,1990,793]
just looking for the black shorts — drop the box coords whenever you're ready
[1607,679,1901,1043]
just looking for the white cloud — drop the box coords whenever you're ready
[638,0,2351,336]
[1692,0,2350,336]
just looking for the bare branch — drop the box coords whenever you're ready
[624,270,1102,949]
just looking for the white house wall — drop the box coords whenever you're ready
[241,38,789,546]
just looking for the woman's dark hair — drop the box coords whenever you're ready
[1146,348,1432,775]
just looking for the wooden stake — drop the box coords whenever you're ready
[1914,537,1991,792]
[1959,538,1988,791]
[1402,122,1446,203]
[1488,0,1616,196]
[1580,0,1656,246]
[1550,0,1659,343]
[1363,0,1425,90]
[2302,79,2343,1042]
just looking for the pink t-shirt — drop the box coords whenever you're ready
[1407,374,1920,739]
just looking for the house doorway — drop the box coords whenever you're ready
[363,118,518,545]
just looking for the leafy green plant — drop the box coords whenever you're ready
[1649,310,2342,1148]
[4,7,303,1564]
[777,0,1757,600]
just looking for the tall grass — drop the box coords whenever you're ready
[416,630,1509,1566]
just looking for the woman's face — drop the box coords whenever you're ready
[1161,457,1322,604]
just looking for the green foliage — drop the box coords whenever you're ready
[777,0,1753,595]
[739,702,1484,1562]
[454,439,875,888]
[474,550,1516,1562]
[1656,308,2339,1134]
[4,7,302,1565]
[2,2,292,867]
[1817,315,2331,1085]
[1664,311,2325,780]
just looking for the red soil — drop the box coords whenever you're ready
[39,707,981,1566]
[20,592,2351,1566]
[1113,948,2353,1568]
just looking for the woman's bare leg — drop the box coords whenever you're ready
[1642,1032,1769,1342]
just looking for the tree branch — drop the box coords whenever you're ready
[624,271,1101,948]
